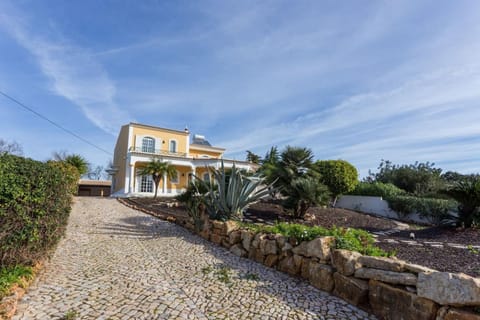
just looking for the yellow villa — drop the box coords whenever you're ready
[109,123,256,197]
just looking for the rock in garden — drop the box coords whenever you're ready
[443,308,480,320]
[417,272,480,306]
[355,267,417,286]
[230,244,247,257]
[369,279,438,320]
[333,272,369,308]
[358,255,405,272]
[331,249,362,276]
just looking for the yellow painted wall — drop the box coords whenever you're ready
[166,166,191,190]
[112,125,129,193]
[131,125,188,154]
[189,148,223,159]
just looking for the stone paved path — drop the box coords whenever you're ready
[14,197,376,320]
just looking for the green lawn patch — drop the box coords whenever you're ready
[0,265,33,298]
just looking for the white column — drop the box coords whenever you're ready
[124,160,131,193]
[163,172,167,194]
[129,163,135,194]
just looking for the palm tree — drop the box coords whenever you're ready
[443,175,480,227]
[137,159,176,198]
[53,151,89,176]
[283,177,330,219]
[274,146,316,195]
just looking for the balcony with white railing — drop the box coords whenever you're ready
[128,146,188,158]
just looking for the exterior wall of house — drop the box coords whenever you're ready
[189,146,224,159]
[130,124,189,155]
[112,124,130,193]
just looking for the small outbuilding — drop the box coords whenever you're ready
[77,180,111,197]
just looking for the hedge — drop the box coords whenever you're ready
[348,182,406,199]
[386,195,457,225]
[0,154,79,267]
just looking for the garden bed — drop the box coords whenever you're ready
[127,198,480,278]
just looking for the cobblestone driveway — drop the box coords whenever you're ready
[14,197,375,320]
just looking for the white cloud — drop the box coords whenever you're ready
[0,5,131,134]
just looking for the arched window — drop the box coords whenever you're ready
[140,175,153,193]
[169,140,177,153]
[203,172,210,182]
[142,137,155,153]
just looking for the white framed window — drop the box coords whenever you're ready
[140,175,153,193]
[203,172,210,182]
[170,170,179,184]
[169,140,177,153]
[142,137,155,153]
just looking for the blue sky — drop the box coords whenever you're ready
[1,1,480,177]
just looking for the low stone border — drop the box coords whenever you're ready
[119,199,480,320]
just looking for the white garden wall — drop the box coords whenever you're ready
[336,195,431,224]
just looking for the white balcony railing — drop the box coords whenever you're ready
[128,146,188,158]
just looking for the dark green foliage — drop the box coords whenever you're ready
[283,177,330,219]
[349,182,406,199]
[176,180,211,232]
[442,176,480,227]
[245,150,261,164]
[386,195,456,224]
[315,160,359,203]
[369,160,444,195]
[0,154,79,267]
[53,152,89,176]
[241,222,392,257]
[0,265,33,298]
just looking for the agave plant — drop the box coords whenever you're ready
[201,160,273,221]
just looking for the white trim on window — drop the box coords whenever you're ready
[141,136,156,153]
[169,139,178,153]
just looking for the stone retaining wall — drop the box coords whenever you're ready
[193,217,480,320]
[121,199,480,320]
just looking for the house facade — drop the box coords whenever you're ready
[109,123,255,197]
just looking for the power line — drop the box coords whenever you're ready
[0,90,113,155]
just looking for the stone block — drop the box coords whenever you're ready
[228,230,242,245]
[358,256,405,272]
[275,234,287,248]
[211,220,224,231]
[224,220,239,235]
[444,308,480,320]
[292,237,335,261]
[333,272,369,309]
[241,230,254,251]
[251,233,266,249]
[259,239,278,256]
[369,279,438,320]
[331,249,362,276]
[308,262,334,292]
[264,254,279,268]
[355,267,417,286]
[405,263,437,274]
[210,233,223,245]
[230,244,247,257]
[278,255,302,276]
[418,272,480,306]
[248,247,265,264]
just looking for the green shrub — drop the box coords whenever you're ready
[0,265,33,298]
[0,154,79,267]
[241,222,392,257]
[315,160,359,204]
[349,182,406,199]
[386,195,456,224]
